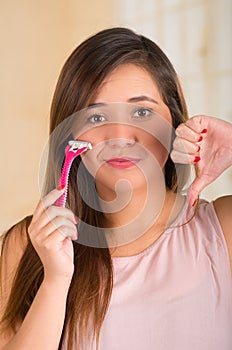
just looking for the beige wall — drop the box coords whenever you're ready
[1,0,232,234]
[0,0,116,233]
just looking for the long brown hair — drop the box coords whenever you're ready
[0,27,189,349]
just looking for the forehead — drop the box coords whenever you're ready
[94,63,162,103]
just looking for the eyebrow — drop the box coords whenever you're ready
[88,96,158,108]
[88,102,106,109]
[127,96,158,104]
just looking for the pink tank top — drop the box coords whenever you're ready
[97,199,232,349]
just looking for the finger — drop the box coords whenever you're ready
[35,226,77,252]
[175,123,205,143]
[188,173,214,206]
[32,217,78,243]
[56,225,78,241]
[185,115,209,134]
[33,205,78,228]
[42,229,75,251]
[33,187,66,222]
[48,216,77,239]
[173,137,201,154]
[171,149,201,164]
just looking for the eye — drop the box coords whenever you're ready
[87,113,106,123]
[133,107,152,119]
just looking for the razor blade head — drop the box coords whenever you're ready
[68,140,92,151]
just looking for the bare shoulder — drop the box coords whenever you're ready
[213,195,232,231]
[213,195,232,275]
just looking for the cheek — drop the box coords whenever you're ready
[145,138,169,168]
[76,130,99,144]
[80,149,100,176]
[79,137,105,178]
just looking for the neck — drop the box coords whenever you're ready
[110,191,185,257]
[96,181,184,255]
[97,178,165,228]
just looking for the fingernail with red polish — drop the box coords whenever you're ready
[194,156,201,163]
[57,184,65,190]
[192,199,197,207]
[198,135,203,142]
[201,129,207,133]
[197,145,201,152]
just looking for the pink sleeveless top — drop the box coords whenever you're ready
[97,199,232,349]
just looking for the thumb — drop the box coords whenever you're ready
[188,173,213,206]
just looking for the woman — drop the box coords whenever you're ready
[0,27,232,350]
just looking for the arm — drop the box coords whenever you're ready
[1,276,70,350]
[0,188,77,350]
[171,115,232,276]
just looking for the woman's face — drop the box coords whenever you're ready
[75,63,172,199]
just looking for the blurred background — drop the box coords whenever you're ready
[1,0,232,234]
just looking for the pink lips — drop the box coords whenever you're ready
[106,157,141,169]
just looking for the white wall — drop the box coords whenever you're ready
[115,0,232,200]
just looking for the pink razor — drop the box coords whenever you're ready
[55,140,92,207]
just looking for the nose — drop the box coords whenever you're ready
[106,124,136,148]
[107,138,135,148]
